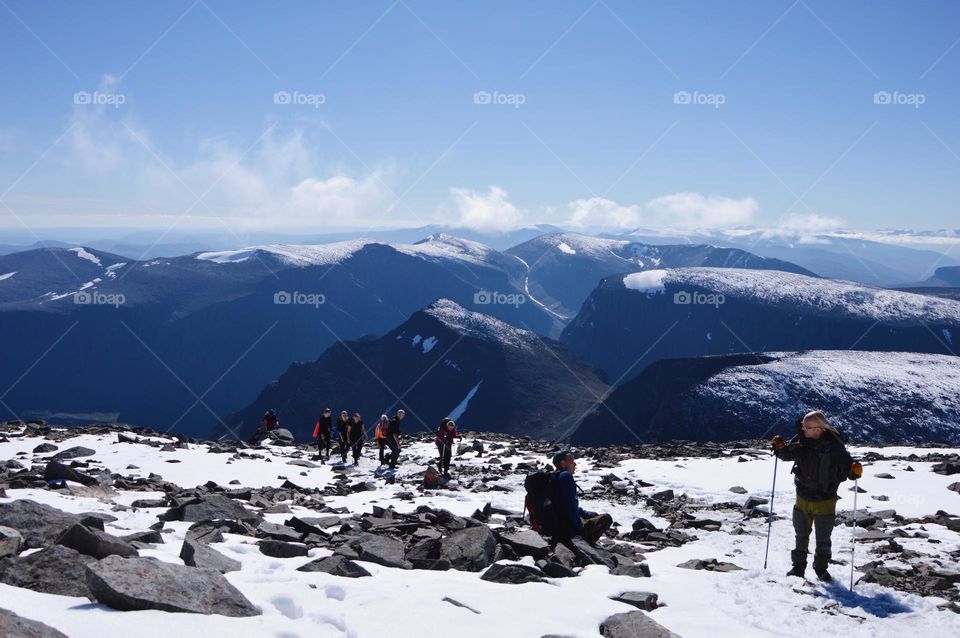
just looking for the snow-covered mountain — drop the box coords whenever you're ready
[561,267,960,384]
[220,299,608,442]
[573,350,960,445]
[505,232,814,319]
[1,422,959,637]
[619,229,960,287]
[0,237,556,436]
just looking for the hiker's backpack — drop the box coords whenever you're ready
[524,470,558,536]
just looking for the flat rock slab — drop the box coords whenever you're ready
[258,539,309,558]
[0,608,67,638]
[496,529,550,559]
[611,591,659,611]
[480,563,548,584]
[0,525,22,558]
[440,526,497,572]
[56,524,138,559]
[676,558,744,572]
[86,556,260,616]
[0,545,97,598]
[0,500,82,549]
[179,537,241,573]
[44,461,98,486]
[163,494,261,524]
[600,610,681,638]
[297,555,371,578]
[351,533,411,569]
[51,446,96,461]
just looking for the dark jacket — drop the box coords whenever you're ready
[314,415,332,438]
[387,416,402,439]
[551,470,597,538]
[349,419,365,442]
[436,423,460,447]
[335,417,350,440]
[775,429,854,501]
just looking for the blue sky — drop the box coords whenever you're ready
[1,0,958,234]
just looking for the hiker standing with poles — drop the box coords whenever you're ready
[384,409,405,469]
[313,408,333,463]
[374,414,389,465]
[771,411,862,582]
[335,410,351,464]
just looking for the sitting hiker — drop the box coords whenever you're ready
[772,410,862,582]
[550,450,612,547]
[247,409,278,445]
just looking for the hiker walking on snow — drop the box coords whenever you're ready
[435,418,461,478]
[335,410,351,464]
[374,415,389,464]
[349,412,365,464]
[772,410,862,582]
[384,409,404,469]
[247,409,278,445]
[313,407,333,463]
[550,450,612,547]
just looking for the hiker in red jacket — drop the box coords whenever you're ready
[247,409,278,445]
[313,407,333,463]
[435,418,461,478]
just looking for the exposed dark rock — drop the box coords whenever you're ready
[56,524,138,559]
[258,539,309,558]
[43,461,98,486]
[350,533,411,569]
[52,446,96,461]
[0,608,68,638]
[480,563,548,584]
[162,494,261,524]
[600,610,680,638]
[439,526,497,572]
[677,558,744,572]
[0,525,22,558]
[85,555,261,616]
[32,443,58,453]
[297,555,372,577]
[496,528,550,559]
[0,500,82,549]
[179,536,240,573]
[0,545,96,598]
[611,591,659,612]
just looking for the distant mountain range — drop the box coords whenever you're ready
[219,299,608,443]
[560,267,960,384]
[571,350,960,445]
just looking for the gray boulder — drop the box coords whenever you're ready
[32,443,58,453]
[297,555,371,577]
[480,563,548,584]
[440,526,497,572]
[600,611,680,638]
[85,556,260,616]
[163,494,261,524]
[496,529,550,559]
[0,526,22,558]
[0,500,82,549]
[258,540,309,558]
[43,461,98,486]
[51,446,96,460]
[350,533,411,569]
[0,545,96,598]
[611,591,659,611]
[179,537,241,573]
[0,608,67,638]
[56,524,138,559]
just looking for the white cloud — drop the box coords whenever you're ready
[446,185,522,232]
[644,192,758,228]
[566,197,642,229]
[762,212,845,243]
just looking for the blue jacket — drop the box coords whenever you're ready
[552,471,596,536]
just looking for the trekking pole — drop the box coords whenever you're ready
[763,454,778,570]
[850,477,859,591]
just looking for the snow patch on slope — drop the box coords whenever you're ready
[70,247,101,266]
[623,270,667,294]
[626,267,960,324]
[0,271,15,281]
[448,380,482,421]
[425,299,535,350]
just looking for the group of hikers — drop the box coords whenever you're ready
[251,406,862,580]
[249,407,463,476]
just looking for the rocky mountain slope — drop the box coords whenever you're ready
[1,422,958,637]
[571,351,960,446]
[220,299,608,443]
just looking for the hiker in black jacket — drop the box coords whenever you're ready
[247,410,278,445]
[772,410,862,582]
[335,411,351,463]
[349,412,365,464]
[551,450,612,546]
[313,408,333,462]
[384,409,405,469]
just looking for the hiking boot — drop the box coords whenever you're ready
[815,569,833,583]
[786,564,805,578]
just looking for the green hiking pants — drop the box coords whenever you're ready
[791,496,838,574]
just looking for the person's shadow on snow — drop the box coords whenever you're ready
[818,582,913,618]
